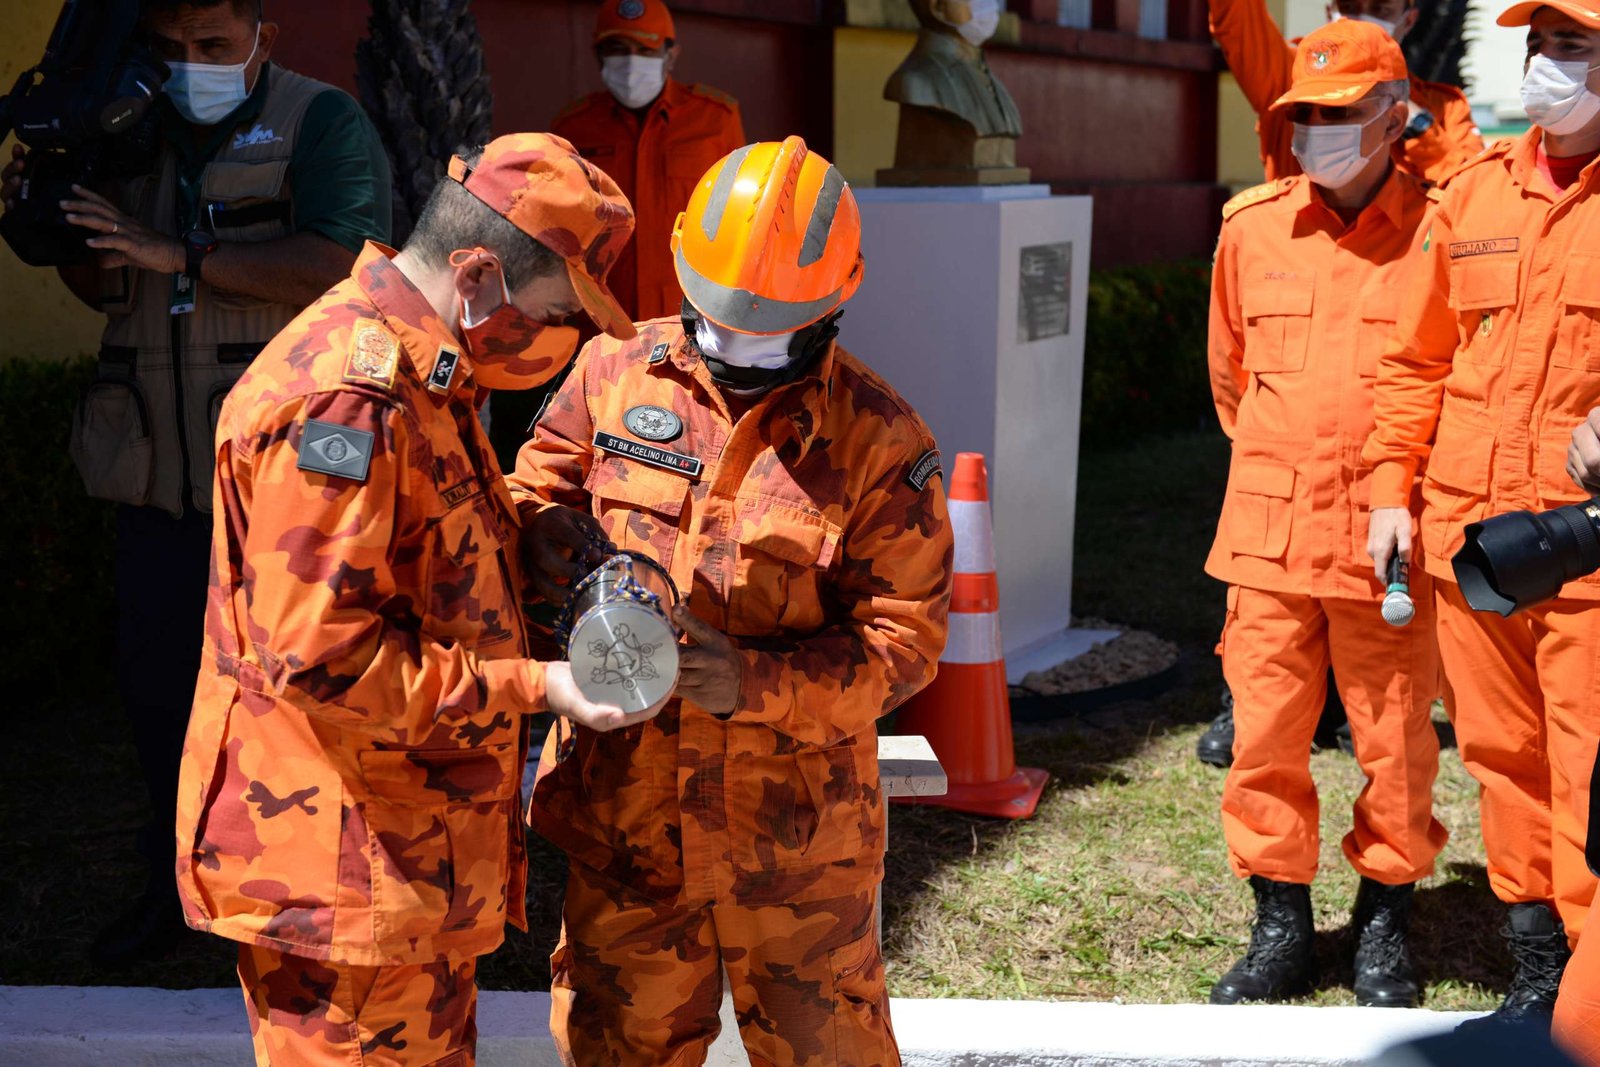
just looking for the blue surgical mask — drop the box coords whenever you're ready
[165,26,260,126]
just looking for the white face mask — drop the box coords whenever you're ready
[1291,109,1388,189]
[694,316,796,369]
[938,0,1002,47]
[165,25,260,126]
[1521,54,1600,137]
[1330,10,1398,37]
[601,54,667,110]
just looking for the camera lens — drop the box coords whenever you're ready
[1453,500,1600,615]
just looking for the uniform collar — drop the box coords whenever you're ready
[1507,126,1600,200]
[353,242,476,399]
[1294,164,1409,231]
[648,320,836,448]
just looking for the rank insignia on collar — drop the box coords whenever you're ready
[427,344,461,395]
[648,342,669,365]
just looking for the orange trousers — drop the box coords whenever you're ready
[1221,583,1447,885]
[550,861,897,1067]
[1558,922,1600,1065]
[1436,580,1600,941]
[237,943,477,1066]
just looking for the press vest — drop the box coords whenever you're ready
[71,67,331,517]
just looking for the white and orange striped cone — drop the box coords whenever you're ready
[894,452,1049,819]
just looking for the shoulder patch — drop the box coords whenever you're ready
[342,320,398,390]
[687,83,738,110]
[907,448,942,492]
[1222,178,1293,222]
[297,419,375,483]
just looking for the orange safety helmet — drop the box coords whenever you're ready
[671,136,864,336]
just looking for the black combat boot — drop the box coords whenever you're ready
[1211,876,1317,1004]
[1457,903,1571,1034]
[1352,878,1419,1007]
[1195,689,1235,768]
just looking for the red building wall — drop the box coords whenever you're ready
[267,0,1223,267]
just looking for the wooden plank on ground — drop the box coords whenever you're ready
[878,734,947,797]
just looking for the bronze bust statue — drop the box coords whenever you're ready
[879,0,1030,186]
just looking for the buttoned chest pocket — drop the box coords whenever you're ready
[728,499,842,637]
[1555,253,1600,373]
[1357,293,1401,379]
[1241,279,1313,374]
[426,495,519,652]
[1448,257,1518,366]
[584,458,689,574]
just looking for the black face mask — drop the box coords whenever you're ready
[681,299,842,393]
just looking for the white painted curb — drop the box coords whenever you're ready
[0,985,1483,1066]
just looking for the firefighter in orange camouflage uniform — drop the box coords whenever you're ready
[175,133,660,1067]
[511,136,954,1066]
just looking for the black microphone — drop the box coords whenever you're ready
[1382,556,1415,627]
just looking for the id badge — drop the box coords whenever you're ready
[170,272,195,316]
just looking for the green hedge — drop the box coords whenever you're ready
[1081,260,1216,451]
[0,356,117,699]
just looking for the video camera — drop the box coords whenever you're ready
[1452,499,1600,615]
[0,0,167,266]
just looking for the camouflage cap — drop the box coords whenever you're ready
[1270,19,1409,111]
[595,0,675,47]
[448,133,637,339]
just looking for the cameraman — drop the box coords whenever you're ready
[2,0,391,968]
[1365,0,1600,1031]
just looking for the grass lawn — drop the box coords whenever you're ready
[0,429,1507,1010]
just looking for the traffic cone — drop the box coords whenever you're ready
[894,452,1048,819]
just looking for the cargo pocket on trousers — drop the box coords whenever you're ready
[70,361,153,506]
[831,928,893,1061]
[1225,459,1295,560]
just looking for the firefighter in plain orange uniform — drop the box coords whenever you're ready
[552,0,745,321]
[1209,0,1482,185]
[1206,21,1447,1008]
[1366,0,1600,1033]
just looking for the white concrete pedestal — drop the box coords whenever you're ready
[843,185,1093,660]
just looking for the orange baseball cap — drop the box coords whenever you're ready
[595,0,675,47]
[1497,0,1600,29]
[448,133,637,340]
[1270,19,1410,111]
